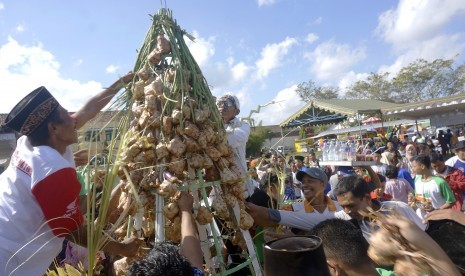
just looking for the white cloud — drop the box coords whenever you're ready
[257,0,276,7]
[105,64,119,73]
[337,71,370,95]
[379,34,465,74]
[252,85,306,125]
[305,40,366,81]
[306,33,319,44]
[255,37,298,79]
[313,17,323,25]
[231,62,251,82]
[15,24,25,33]
[74,59,83,67]
[185,31,215,67]
[0,37,102,113]
[377,0,465,49]
[0,3,4,10]
[375,0,465,77]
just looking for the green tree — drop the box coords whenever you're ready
[345,58,465,103]
[246,126,272,157]
[392,58,459,102]
[295,80,339,103]
[345,72,395,102]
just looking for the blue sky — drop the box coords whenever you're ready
[1,0,465,125]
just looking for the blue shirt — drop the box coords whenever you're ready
[284,184,296,200]
[398,168,415,189]
[193,267,204,276]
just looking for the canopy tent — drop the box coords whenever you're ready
[280,99,399,128]
[406,124,428,133]
[362,116,382,124]
[311,119,425,138]
[381,93,465,127]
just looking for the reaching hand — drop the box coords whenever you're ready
[245,202,277,227]
[73,149,89,167]
[119,237,145,258]
[424,209,465,226]
[120,71,135,85]
[382,215,428,250]
[178,191,194,212]
[382,214,460,276]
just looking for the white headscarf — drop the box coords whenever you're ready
[405,144,417,159]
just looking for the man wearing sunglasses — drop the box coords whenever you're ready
[216,94,251,198]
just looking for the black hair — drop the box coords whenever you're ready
[259,172,282,189]
[372,147,384,155]
[27,108,63,145]
[127,241,195,276]
[249,188,277,209]
[426,220,465,271]
[377,174,386,183]
[385,165,399,179]
[430,152,444,163]
[334,175,371,199]
[417,143,430,152]
[410,154,431,169]
[309,219,370,267]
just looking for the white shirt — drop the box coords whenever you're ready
[371,164,387,175]
[278,200,424,239]
[225,117,250,176]
[446,156,465,173]
[225,118,250,198]
[0,136,81,276]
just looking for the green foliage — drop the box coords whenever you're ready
[345,72,395,102]
[392,58,459,102]
[246,126,272,157]
[295,80,339,102]
[345,58,465,103]
[46,264,86,276]
[313,124,334,135]
[299,126,306,139]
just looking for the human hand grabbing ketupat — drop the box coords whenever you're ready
[368,214,460,276]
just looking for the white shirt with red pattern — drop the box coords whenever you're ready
[0,136,83,275]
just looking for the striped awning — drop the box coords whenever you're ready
[280,99,398,128]
[311,119,428,138]
[381,93,465,120]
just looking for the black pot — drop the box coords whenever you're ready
[264,235,330,276]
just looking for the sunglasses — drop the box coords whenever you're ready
[216,100,235,108]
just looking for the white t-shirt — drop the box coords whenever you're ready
[278,200,424,239]
[0,136,82,275]
[225,117,250,176]
[291,171,303,198]
[384,179,413,204]
[371,164,387,175]
[445,156,465,173]
[283,196,342,214]
[414,176,456,219]
[225,117,250,199]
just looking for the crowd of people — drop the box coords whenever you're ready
[2,76,465,275]
[243,133,465,275]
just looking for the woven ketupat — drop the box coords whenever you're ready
[111,8,255,275]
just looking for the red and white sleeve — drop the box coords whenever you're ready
[32,168,84,237]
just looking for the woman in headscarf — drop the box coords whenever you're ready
[402,144,417,177]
